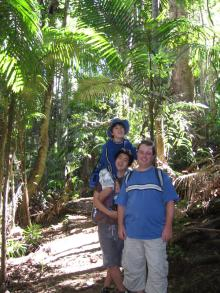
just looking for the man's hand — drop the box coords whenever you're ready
[163,201,175,242]
[162,224,173,242]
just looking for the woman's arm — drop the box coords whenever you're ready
[93,189,117,219]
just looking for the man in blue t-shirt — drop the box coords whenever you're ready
[117,139,179,293]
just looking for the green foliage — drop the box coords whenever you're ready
[176,199,188,209]
[6,239,27,258]
[5,224,43,258]
[23,224,43,247]
[47,179,64,191]
[164,106,194,169]
[164,102,210,170]
[167,243,184,258]
[74,76,124,101]
[205,94,220,149]
[66,103,110,192]
[0,0,41,92]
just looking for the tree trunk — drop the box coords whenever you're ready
[9,151,15,228]
[169,0,194,102]
[0,105,8,211]
[62,0,70,27]
[148,99,155,140]
[1,96,14,288]
[17,125,31,227]
[27,78,53,199]
[155,117,166,163]
[147,0,161,140]
[152,0,160,18]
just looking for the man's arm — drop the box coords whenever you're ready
[118,205,126,240]
[162,200,175,242]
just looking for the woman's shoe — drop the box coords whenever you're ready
[100,287,112,293]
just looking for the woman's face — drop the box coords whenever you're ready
[115,153,129,172]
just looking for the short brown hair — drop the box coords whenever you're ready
[137,139,156,156]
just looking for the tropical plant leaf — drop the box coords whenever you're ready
[0,0,42,92]
[74,76,127,100]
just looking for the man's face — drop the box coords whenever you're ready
[111,123,125,140]
[115,153,129,172]
[137,144,154,169]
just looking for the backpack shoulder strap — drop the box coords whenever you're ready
[125,169,133,186]
[155,168,164,190]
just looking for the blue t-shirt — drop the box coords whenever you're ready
[116,166,179,240]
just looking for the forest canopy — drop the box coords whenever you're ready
[0,0,220,287]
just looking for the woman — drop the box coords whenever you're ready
[93,148,134,293]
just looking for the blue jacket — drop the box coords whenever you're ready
[89,139,136,188]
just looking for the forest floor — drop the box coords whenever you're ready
[6,201,220,293]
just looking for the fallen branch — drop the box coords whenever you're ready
[187,227,220,233]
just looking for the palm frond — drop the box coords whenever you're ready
[0,53,24,93]
[0,0,40,37]
[0,0,42,92]
[42,24,123,72]
[72,0,136,41]
[174,163,220,201]
[74,76,126,100]
[170,101,209,111]
[155,17,211,50]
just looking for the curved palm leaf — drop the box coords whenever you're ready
[0,53,23,92]
[73,76,131,100]
[0,0,42,92]
[42,23,123,72]
[72,0,136,41]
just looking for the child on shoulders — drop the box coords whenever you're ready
[89,118,136,189]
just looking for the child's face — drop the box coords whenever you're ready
[115,153,129,172]
[111,124,125,140]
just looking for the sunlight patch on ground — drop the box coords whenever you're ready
[34,225,103,273]
[7,214,107,292]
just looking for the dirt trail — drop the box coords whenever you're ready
[7,215,106,292]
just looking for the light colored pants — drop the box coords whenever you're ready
[122,237,168,293]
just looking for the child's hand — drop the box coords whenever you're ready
[114,180,120,193]
[109,210,117,220]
